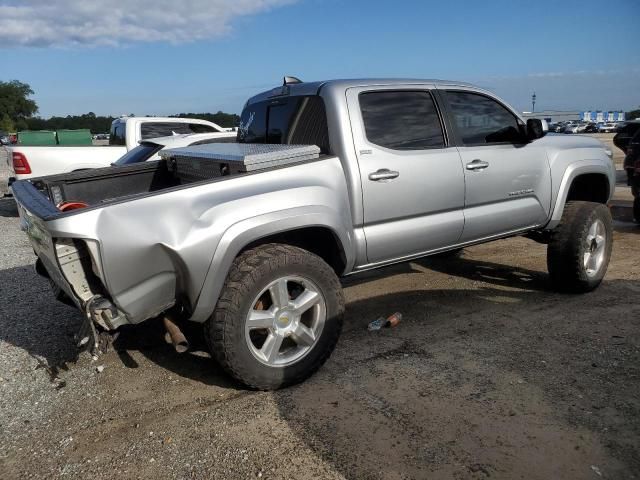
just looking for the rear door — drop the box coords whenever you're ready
[440,89,551,242]
[346,86,465,264]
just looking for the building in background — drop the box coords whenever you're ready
[580,111,625,123]
[521,110,580,123]
[521,110,626,123]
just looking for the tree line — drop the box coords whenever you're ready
[0,80,240,133]
[2,78,639,134]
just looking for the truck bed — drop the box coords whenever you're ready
[13,144,324,221]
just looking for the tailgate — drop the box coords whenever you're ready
[12,180,79,305]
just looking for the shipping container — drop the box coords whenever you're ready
[56,129,93,145]
[17,130,57,146]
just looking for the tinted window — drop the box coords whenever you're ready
[113,143,162,165]
[109,122,126,145]
[359,91,445,150]
[238,96,330,153]
[445,91,523,145]
[140,122,218,140]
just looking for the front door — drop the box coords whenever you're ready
[440,89,552,242]
[346,86,466,264]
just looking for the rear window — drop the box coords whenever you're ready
[113,143,162,166]
[110,121,220,145]
[238,96,330,153]
[141,122,219,139]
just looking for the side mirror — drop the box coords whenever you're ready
[526,118,547,140]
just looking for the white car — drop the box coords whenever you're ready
[112,132,236,166]
[565,123,590,134]
[8,117,236,182]
[598,122,618,133]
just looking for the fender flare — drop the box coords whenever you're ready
[188,206,355,322]
[545,160,614,230]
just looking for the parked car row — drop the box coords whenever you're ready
[547,121,622,134]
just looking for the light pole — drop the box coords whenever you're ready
[531,92,536,113]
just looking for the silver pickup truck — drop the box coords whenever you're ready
[12,78,616,390]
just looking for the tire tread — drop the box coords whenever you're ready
[206,243,344,390]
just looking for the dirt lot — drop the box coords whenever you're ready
[1,137,639,480]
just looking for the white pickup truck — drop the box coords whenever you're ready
[7,117,236,182]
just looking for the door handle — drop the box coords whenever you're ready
[466,159,489,171]
[368,169,399,181]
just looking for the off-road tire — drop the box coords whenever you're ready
[547,201,613,293]
[205,243,344,390]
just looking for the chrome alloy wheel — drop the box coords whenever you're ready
[245,276,326,367]
[584,218,607,278]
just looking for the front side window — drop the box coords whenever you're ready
[359,91,445,150]
[444,91,523,145]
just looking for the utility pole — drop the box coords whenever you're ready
[531,92,536,113]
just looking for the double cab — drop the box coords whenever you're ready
[13,78,615,389]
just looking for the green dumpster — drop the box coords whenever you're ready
[56,129,92,145]
[17,130,57,146]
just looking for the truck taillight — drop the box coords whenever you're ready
[12,152,31,175]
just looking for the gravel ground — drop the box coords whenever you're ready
[0,146,638,479]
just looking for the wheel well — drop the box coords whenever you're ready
[566,173,609,204]
[240,227,347,275]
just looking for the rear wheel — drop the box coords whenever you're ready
[206,244,344,390]
[547,201,613,292]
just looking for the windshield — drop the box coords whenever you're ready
[113,143,162,166]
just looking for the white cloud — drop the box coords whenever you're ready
[0,0,295,47]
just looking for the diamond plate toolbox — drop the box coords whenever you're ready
[159,143,321,172]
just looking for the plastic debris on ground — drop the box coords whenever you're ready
[368,312,403,331]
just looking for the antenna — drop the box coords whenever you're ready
[283,76,302,85]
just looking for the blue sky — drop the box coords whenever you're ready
[1,0,638,117]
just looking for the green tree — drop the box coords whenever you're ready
[0,80,38,130]
[0,114,14,132]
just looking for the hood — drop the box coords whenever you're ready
[535,133,606,150]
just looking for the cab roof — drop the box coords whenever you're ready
[246,78,478,105]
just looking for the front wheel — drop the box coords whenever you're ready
[205,244,344,390]
[547,201,613,293]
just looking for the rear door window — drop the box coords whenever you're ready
[359,91,445,150]
[444,91,523,145]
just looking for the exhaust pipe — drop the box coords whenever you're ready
[163,314,189,353]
